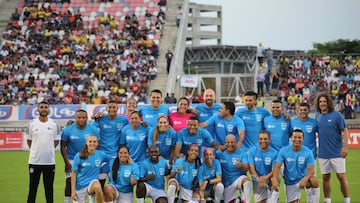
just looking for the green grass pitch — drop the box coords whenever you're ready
[0,150,359,202]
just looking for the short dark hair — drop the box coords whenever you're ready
[244,91,258,99]
[151,89,162,97]
[291,129,304,137]
[37,101,49,107]
[258,130,270,138]
[223,101,235,115]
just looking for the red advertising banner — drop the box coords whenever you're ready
[348,129,360,149]
[0,132,23,149]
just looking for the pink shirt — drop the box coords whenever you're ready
[168,112,194,133]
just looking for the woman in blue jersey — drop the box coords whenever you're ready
[167,144,201,203]
[71,135,110,203]
[120,111,150,163]
[103,145,140,203]
[148,115,177,161]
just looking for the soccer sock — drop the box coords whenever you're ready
[242,181,252,203]
[104,201,113,203]
[307,188,313,203]
[266,190,272,203]
[344,197,350,203]
[137,198,145,203]
[312,187,320,203]
[167,185,176,203]
[324,198,331,203]
[64,196,71,203]
[89,195,95,203]
[271,191,279,203]
[214,183,224,203]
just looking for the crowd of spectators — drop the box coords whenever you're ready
[0,0,167,105]
[258,52,360,119]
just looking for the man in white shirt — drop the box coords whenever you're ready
[26,101,60,203]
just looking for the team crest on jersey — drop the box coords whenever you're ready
[165,138,172,145]
[139,133,146,140]
[117,124,124,130]
[95,159,101,167]
[256,114,262,122]
[123,169,131,177]
[196,139,203,145]
[265,157,272,165]
[226,125,234,132]
[298,156,305,165]
[159,168,165,175]
[231,157,239,165]
[192,169,197,176]
[281,122,288,130]
[306,125,313,133]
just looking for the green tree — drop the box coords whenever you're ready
[307,39,360,56]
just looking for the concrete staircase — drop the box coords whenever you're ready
[0,0,21,40]
[149,0,183,96]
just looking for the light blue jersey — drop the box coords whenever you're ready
[109,162,140,193]
[120,125,149,163]
[235,107,270,150]
[290,117,318,158]
[72,150,110,190]
[61,122,100,160]
[94,114,129,157]
[171,158,199,190]
[248,146,278,182]
[197,159,222,190]
[316,111,347,159]
[205,115,245,145]
[139,104,169,128]
[148,128,177,160]
[215,149,248,187]
[139,158,169,190]
[275,145,315,185]
[264,115,291,151]
[176,127,214,155]
[195,103,222,139]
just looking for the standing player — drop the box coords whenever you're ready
[235,91,270,150]
[136,146,170,203]
[200,101,245,148]
[26,101,60,203]
[290,102,318,203]
[272,129,320,203]
[92,100,129,187]
[314,93,350,203]
[139,89,169,128]
[264,99,291,151]
[248,130,278,203]
[60,110,100,203]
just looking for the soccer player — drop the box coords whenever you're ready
[167,144,202,203]
[200,101,245,148]
[264,99,291,151]
[92,100,129,187]
[71,135,110,203]
[139,89,170,128]
[290,102,318,203]
[120,111,149,163]
[103,145,140,203]
[198,148,224,203]
[215,135,251,203]
[235,91,270,150]
[314,93,350,203]
[60,109,100,203]
[26,101,60,203]
[136,146,170,203]
[148,115,177,160]
[272,129,320,203]
[174,116,220,158]
[248,130,278,203]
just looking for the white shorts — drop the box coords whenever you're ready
[224,175,248,203]
[65,160,74,178]
[285,183,301,202]
[319,158,346,174]
[144,182,167,202]
[73,179,98,203]
[168,178,194,201]
[107,183,134,203]
[253,180,269,202]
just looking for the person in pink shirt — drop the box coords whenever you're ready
[168,97,195,132]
